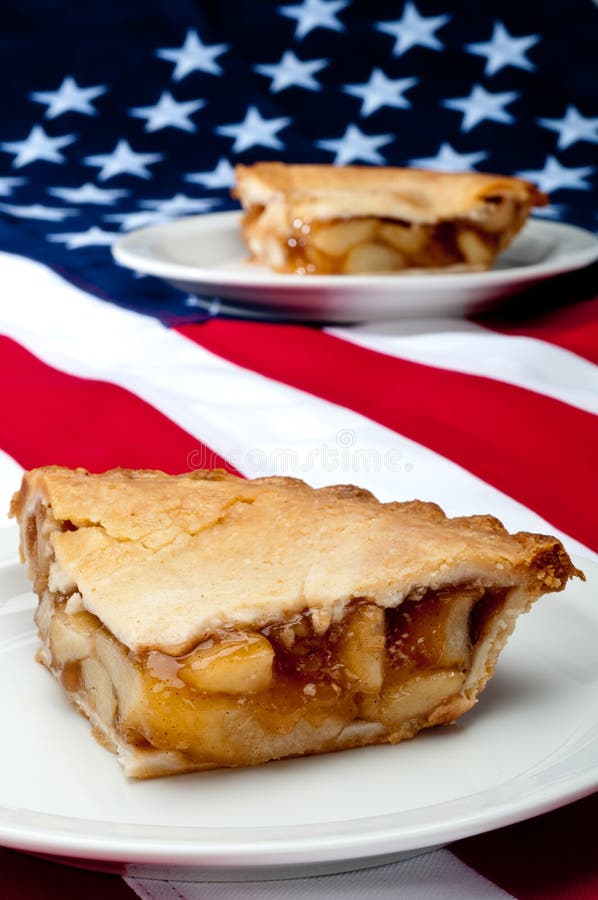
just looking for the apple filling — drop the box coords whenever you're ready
[241,197,527,275]
[37,573,511,777]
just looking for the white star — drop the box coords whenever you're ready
[0,176,25,197]
[185,158,236,189]
[217,105,291,153]
[47,226,118,249]
[1,125,76,168]
[83,139,163,181]
[343,69,418,117]
[467,22,539,77]
[409,142,488,172]
[279,0,348,39]
[139,194,218,215]
[517,156,594,194]
[255,50,327,93]
[317,124,393,166]
[443,84,518,132]
[157,29,229,80]
[0,202,77,221]
[47,183,129,205]
[376,2,450,56]
[105,209,174,231]
[538,105,598,151]
[130,91,205,133]
[30,76,107,119]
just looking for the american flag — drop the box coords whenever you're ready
[0,4,597,896]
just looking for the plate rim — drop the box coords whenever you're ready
[112,211,598,291]
[1,535,596,869]
[1,771,596,867]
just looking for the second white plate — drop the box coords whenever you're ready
[0,526,596,881]
[113,212,598,322]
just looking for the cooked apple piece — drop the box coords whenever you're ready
[456,229,494,266]
[379,221,428,256]
[95,630,147,734]
[361,669,466,726]
[81,657,117,725]
[310,219,376,255]
[344,242,406,273]
[437,585,483,668]
[144,686,242,761]
[178,632,275,695]
[388,585,483,671]
[49,608,103,667]
[336,603,385,692]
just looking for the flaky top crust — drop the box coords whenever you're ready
[11,467,578,656]
[234,162,547,224]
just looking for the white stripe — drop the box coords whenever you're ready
[328,318,598,415]
[0,249,595,564]
[0,450,23,529]
[125,848,513,899]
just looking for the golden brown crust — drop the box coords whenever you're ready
[234,161,547,224]
[11,466,579,656]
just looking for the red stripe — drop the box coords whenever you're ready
[474,293,598,366]
[177,320,598,552]
[0,847,136,900]
[1,336,233,474]
[452,791,598,899]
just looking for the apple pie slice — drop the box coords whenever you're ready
[234,162,547,274]
[11,466,580,779]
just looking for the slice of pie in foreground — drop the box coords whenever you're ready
[11,466,581,779]
[234,162,547,274]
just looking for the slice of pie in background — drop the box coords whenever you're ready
[234,162,548,275]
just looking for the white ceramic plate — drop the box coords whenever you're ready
[0,527,596,881]
[113,212,598,322]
